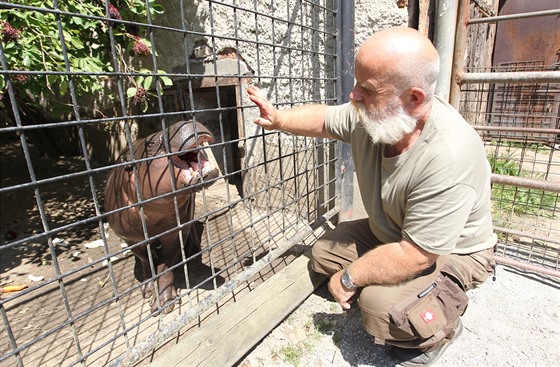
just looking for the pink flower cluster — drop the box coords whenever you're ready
[134,87,148,104]
[132,36,151,56]
[105,1,121,20]
[1,20,21,43]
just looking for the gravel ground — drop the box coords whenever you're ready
[237,264,560,367]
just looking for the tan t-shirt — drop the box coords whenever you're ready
[325,96,497,255]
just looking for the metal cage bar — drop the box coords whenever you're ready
[0,1,340,366]
[451,2,559,277]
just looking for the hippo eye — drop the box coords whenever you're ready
[145,140,158,154]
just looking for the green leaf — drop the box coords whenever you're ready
[22,54,31,67]
[157,70,173,86]
[141,101,149,112]
[72,16,83,25]
[151,4,165,14]
[68,35,84,49]
[127,87,137,98]
[160,76,173,86]
[59,79,68,96]
[47,74,58,85]
[144,76,153,89]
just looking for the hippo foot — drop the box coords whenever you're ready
[141,281,155,300]
[148,285,180,315]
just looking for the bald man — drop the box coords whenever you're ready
[248,27,496,366]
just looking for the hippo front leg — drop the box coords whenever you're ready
[128,244,156,301]
[132,243,179,314]
[149,261,179,314]
[149,236,185,314]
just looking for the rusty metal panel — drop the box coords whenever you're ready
[493,0,560,66]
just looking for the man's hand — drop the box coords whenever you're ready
[247,84,280,130]
[328,270,356,310]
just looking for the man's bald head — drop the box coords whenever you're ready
[356,27,440,101]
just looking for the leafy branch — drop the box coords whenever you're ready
[1,0,167,115]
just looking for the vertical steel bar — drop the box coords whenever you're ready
[0,304,22,366]
[0,37,25,367]
[105,0,154,327]
[206,0,234,289]
[49,1,86,359]
[434,0,459,101]
[449,0,469,109]
[179,0,204,294]
[249,0,261,265]
[335,0,354,222]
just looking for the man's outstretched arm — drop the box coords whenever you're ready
[247,84,333,139]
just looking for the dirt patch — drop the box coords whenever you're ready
[237,265,560,367]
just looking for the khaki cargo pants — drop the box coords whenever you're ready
[311,218,495,350]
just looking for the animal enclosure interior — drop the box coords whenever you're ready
[1,1,338,366]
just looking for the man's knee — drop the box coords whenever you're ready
[310,238,340,276]
[358,285,414,344]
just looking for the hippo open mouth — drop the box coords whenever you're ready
[170,146,218,186]
[171,150,204,170]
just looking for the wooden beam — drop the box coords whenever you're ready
[148,251,327,367]
[418,0,432,37]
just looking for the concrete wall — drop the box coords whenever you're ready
[148,1,407,219]
[151,0,408,101]
[148,1,408,220]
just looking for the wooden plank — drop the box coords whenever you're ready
[149,251,327,367]
[418,0,431,37]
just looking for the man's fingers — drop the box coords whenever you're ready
[248,89,269,111]
[247,85,263,100]
[248,85,276,129]
[254,117,272,128]
[339,296,353,310]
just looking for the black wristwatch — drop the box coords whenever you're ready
[341,268,358,290]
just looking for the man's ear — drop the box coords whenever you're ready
[404,87,427,111]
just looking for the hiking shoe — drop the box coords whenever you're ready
[392,319,464,366]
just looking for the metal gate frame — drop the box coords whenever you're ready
[444,0,560,277]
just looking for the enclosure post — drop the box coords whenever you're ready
[449,0,469,109]
[335,0,355,222]
[434,0,459,102]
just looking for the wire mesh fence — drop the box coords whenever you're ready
[458,61,560,274]
[0,1,339,366]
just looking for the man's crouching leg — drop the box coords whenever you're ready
[310,220,473,365]
[311,218,378,276]
[358,256,469,366]
[356,257,447,347]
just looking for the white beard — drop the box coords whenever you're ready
[352,99,418,145]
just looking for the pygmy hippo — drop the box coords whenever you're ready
[104,120,219,314]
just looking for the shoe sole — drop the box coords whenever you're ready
[394,319,464,367]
